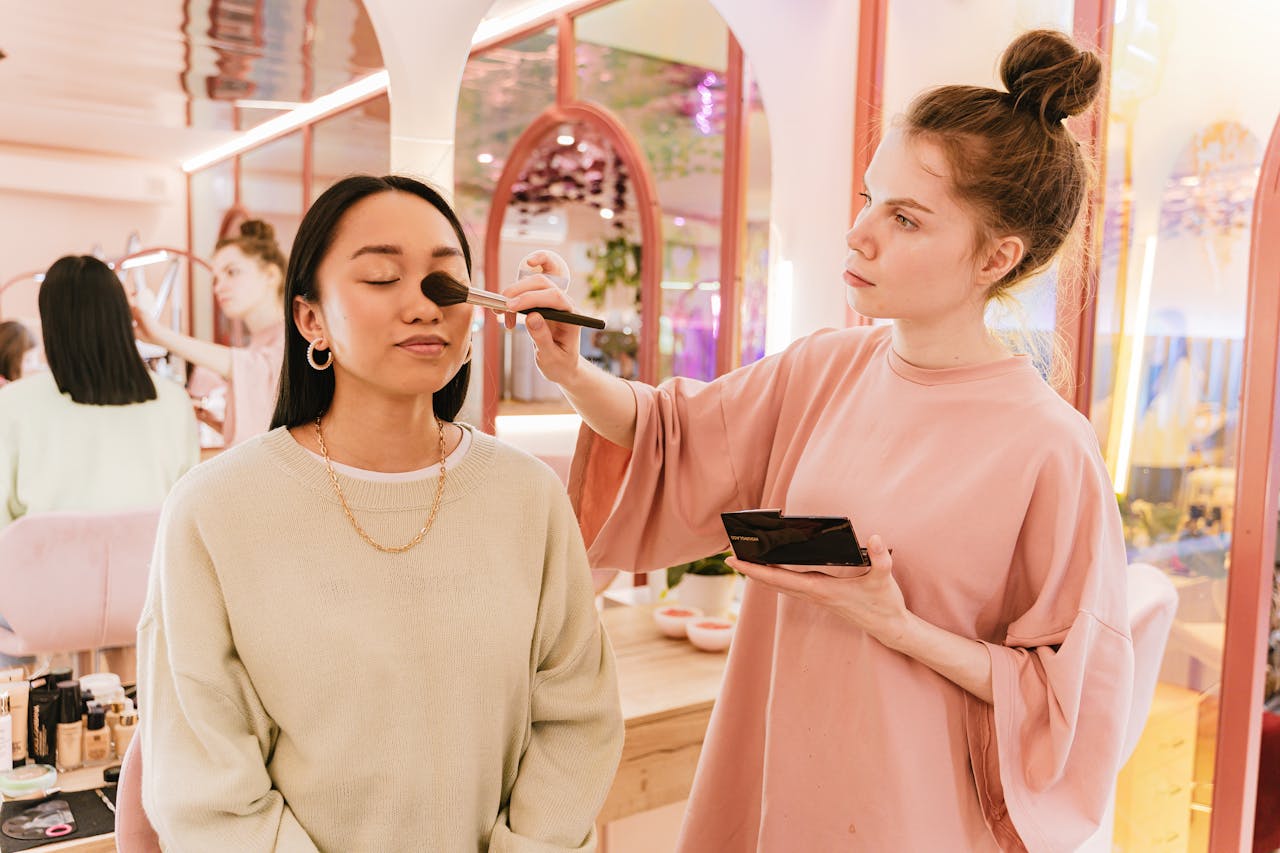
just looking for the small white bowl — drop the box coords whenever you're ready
[686,618,735,652]
[653,605,704,638]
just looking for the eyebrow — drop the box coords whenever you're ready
[349,244,465,260]
[882,196,935,215]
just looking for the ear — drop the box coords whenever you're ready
[293,295,325,344]
[976,235,1026,288]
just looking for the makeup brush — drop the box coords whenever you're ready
[420,272,606,330]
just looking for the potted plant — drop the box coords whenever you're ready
[666,552,738,617]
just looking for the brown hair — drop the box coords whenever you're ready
[215,218,287,294]
[904,29,1102,289]
[902,29,1102,386]
[0,320,35,382]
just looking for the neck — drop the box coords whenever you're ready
[241,297,282,336]
[890,307,1010,370]
[311,382,451,472]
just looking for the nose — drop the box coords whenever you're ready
[846,215,875,261]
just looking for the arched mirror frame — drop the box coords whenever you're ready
[480,99,663,431]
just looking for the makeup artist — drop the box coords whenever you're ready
[506,30,1133,853]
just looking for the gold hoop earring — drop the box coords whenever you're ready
[463,342,473,365]
[307,339,334,371]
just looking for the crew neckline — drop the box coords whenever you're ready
[263,422,495,510]
[301,427,472,482]
[884,337,1037,387]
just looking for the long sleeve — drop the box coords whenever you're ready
[570,335,824,575]
[137,480,320,853]
[490,489,624,853]
[224,332,284,446]
[965,422,1135,853]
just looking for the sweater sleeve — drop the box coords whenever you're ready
[137,482,320,852]
[568,335,811,575]
[490,486,624,852]
[964,425,1135,853]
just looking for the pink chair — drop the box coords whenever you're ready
[0,509,159,664]
[1079,561,1179,851]
[116,732,161,852]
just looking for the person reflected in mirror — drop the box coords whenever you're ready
[0,320,36,386]
[0,255,198,533]
[131,219,286,446]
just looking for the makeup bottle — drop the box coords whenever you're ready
[54,681,82,771]
[27,686,59,767]
[114,711,138,758]
[0,693,12,773]
[83,706,109,765]
[105,701,124,757]
[0,673,28,766]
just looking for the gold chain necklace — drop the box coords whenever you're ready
[314,415,448,554]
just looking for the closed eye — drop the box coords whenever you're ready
[363,278,400,285]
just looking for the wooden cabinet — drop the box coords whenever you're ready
[1112,682,1202,852]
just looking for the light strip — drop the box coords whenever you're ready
[234,99,308,111]
[1112,236,1159,495]
[182,0,588,174]
[764,259,794,355]
[183,71,389,172]
[117,250,170,271]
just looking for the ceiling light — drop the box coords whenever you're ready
[234,99,307,111]
[477,152,494,164]
[117,250,170,271]
[599,208,614,220]
[182,0,589,173]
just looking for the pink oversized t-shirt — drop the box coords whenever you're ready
[570,325,1133,852]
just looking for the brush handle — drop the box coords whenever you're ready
[520,306,606,330]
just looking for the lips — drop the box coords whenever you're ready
[397,334,448,356]
[843,270,875,288]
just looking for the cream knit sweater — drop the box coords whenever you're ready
[138,425,623,852]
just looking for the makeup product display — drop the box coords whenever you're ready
[0,674,29,766]
[53,683,81,772]
[721,509,873,578]
[82,708,109,766]
[0,694,11,774]
[26,690,58,768]
[0,765,57,799]
[113,712,137,759]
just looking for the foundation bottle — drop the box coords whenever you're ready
[0,693,11,774]
[54,681,83,772]
[114,711,138,758]
[106,701,124,757]
[83,706,110,766]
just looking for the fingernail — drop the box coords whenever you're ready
[527,313,544,329]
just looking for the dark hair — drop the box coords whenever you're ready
[903,29,1103,294]
[0,320,35,381]
[38,255,156,405]
[271,175,473,429]
[215,218,288,295]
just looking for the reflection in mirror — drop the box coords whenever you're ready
[496,119,642,415]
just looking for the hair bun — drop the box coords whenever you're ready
[1000,29,1102,125]
[239,219,276,242]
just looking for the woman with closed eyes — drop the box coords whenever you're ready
[138,174,623,852]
